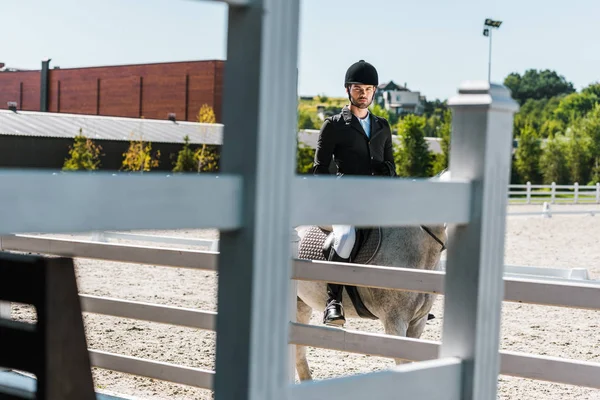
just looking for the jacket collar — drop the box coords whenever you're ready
[341,105,383,139]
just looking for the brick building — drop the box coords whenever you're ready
[0,59,224,123]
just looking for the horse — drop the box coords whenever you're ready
[294,170,450,381]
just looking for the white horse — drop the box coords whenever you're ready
[294,170,450,381]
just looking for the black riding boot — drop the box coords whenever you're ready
[323,248,349,326]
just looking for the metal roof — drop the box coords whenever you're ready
[0,109,223,145]
[0,110,443,154]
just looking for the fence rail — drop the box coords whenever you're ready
[510,182,600,204]
[1,234,599,390]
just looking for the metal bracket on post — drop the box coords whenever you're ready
[439,81,519,400]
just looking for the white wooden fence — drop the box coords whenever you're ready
[510,182,600,204]
[0,233,598,392]
[1,1,598,399]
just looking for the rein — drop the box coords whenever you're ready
[420,225,447,252]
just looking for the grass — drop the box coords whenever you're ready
[509,193,599,203]
[298,96,347,115]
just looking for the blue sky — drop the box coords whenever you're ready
[2,0,598,101]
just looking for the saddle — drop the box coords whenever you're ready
[297,225,382,320]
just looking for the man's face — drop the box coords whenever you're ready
[348,84,375,108]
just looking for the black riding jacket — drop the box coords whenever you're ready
[313,106,396,176]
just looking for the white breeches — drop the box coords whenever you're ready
[332,225,356,259]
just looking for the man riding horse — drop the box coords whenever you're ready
[313,60,396,326]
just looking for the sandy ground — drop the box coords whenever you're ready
[8,203,600,400]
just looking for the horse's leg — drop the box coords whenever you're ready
[295,297,313,381]
[406,315,428,339]
[382,315,410,366]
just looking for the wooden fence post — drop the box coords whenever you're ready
[439,81,519,400]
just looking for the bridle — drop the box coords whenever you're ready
[419,169,449,253]
[420,225,447,252]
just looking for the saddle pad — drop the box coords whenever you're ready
[298,226,381,265]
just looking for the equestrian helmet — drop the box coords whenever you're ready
[344,60,379,87]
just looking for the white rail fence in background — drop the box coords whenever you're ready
[0,233,599,391]
[510,182,600,204]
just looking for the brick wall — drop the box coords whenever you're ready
[0,71,40,112]
[0,60,224,122]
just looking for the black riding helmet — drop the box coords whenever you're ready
[344,59,379,87]
[344,60,379,107]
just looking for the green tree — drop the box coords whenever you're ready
[431,109,451,175]
[539,133,568,184]
[511,92,567,138]
[369,103,390,121]
[422,98,448,119]
[195,104,221,172]
[539,119,564,138]
[582,82,600,98]
[513,123,542,183]
[553,91,599,124]
[504,69,575,106]
[296,141,315,174]
[197,104,216,124]
[298,109,317,129]
[580,104,600,183]
[194,144,220,172]
[172,135,197,172]
[563,122,591,184]
[62,129,103,171]
[394,115,432,177]
[121,135,160,172]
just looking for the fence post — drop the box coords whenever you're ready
[596,182,600,204]
[574,182,579,204]
[542,201,552,218]
[551,182,556,204]
[440,81,519,400]
[212,1,300,399]
[526,181,531,204]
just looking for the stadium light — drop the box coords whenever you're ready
[483,18,503,82]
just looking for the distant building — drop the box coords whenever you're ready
[375,80,425,116]
[0,58,224,123]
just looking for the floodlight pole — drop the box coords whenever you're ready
[488,27,492,83]
[484,19,502,83]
